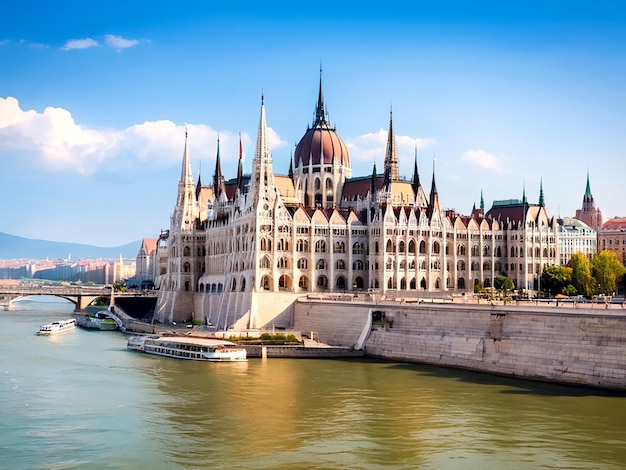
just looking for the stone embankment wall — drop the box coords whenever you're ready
[293,300,626,390]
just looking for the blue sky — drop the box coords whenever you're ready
[1,1,625,247]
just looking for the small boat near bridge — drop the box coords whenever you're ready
[127,335,247,362]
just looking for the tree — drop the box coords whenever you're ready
[494,275,514,291]
[591,250,626,295]
[569,252,594,297]
[540,265,572,296]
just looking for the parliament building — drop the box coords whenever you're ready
[153,75,559,328]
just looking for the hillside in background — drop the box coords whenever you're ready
[0,232,141,260]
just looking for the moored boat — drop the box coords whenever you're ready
[127,335,247,362]
[37,318,77,336]
[75,311,119,331]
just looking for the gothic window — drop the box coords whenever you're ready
[231,278,237,291]
[483,261,491,271]
[336,260,346,270]
[260,256,271,269]
[409,240,416,253]
[277,257,289,269]
[316,259,326,270]
[419,241,426,254]
[495,246,502,257]
[400,260,406,270]
[183,246,191,256]
[299,276,309,289]
[315,178,321,190]
[260,275,271,290]
[353,260,364,270]
[354,276,364,289]
[317,275,328,289]
[375,241,380,254]
[457,244,466,256]
[432,241,440,254]
[457,260,466,271]
[420,277,427,289]
[183,262,191,273]
[297,239,309,252]
[336,276,346,289]
[240,277,246,292]
[458,277,466,289]
[484,245,490,256]
[297,258,308,270]
[471,261,479,271]
[471,245,479,256]
[435,278,441,289]
[511,246,516,257]
[419,260,426,270]
[410,277,416,289]
[409,260,415,270]
[334,241,345,253]
[386,239,394,252]
[315,240,327,253]
[352,242,364,255]
[185,280,190,291]
[400,277,407,290]
[399,241,406,253]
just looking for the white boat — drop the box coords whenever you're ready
[127,335,247,362]
[37,318,77,336]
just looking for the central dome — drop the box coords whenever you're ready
[293,77,350,169]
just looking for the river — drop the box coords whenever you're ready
[2,298,626,469]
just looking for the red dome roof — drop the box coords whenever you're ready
[294,122,350,168]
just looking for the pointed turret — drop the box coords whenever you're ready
[235,133,244,193]
[288,152,294,181]
[428,157,440,217]
[173,126,197,231]
[247,94,277,210]
[411,145,421,196]
[370,163,378,200]
[538,178,545,207]
[522,182,528,205]
[583,169,593,203]
[195,163,202,199]
[383,106,399,184]
[480,189,485,212]
[314,65,326,126]
[212,136,227,200]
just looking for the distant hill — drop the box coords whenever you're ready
[0,232,141,260]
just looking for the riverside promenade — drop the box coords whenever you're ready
[292,295,626,391]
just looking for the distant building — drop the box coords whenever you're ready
[575,171,604,232]
[598,218,626,265]
[134,238,157,289]
[557,217,596,265]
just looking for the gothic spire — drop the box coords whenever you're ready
[522,181,528,205]
[235,133,243,192]
[538,178,545,207]
[288,151,294,181]
[314,64,326,125]
[383,106,399,184]
[247,94,276,209]
[212,135,226,199]
[371,162,378,200]
[480,189,485,211]
[195,162,202,199]
[411,145,421,195]
[584,168,593,202]
[174,125,196,231]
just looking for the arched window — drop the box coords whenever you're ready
[297,258,308,269]
[458,277,466,289]
[409,240,416,253]
[317,275,328,289]
[334,241,345,253]
[336,260,346,270]
[483,261,491,271]
[277,257,289,269]
[183,246,191,256]
[457,244,466,256]
[353,242,364,255]
[299,276,309,289]
[231,278,237,291]
[386,239,394,252]
[353,260,364,270]
[336,276,346,289]
[457,260,466,271]
[419,241,426,254]
[315,240,327,253]
[471,245,479,256]
[183,262,191,273]
[410,278,416,289]
[399,241,406,253]
[484,245,490,256]
[260,256,271,269]
[315,178,321,190]
[240,277,246,292]
[432,241,440,254]
[316,259,326,270]
[297,239,309,252]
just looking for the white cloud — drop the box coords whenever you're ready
[62,38,99,50]
[104,34,140,50]
[0,97,287,177]
[462,149,511,173]
[346,128,436,165]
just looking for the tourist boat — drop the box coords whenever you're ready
[75,311,119,331]
[126,335,247,362]
[37,318,77,336]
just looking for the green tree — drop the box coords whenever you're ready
[494,275,514,291]
[540,265,572,296]
[569,252,594,296]
[591,250,626,295]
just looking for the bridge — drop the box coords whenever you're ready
[0,286,158,312]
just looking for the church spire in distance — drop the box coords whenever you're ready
[383,105,399,184]
[314,64,326,125]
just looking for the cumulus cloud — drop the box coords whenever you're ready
[0,96,287,177]
[62,38,99,50]
[462,149,511,173]
[104,34,140,50]
[346,128,436,165]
